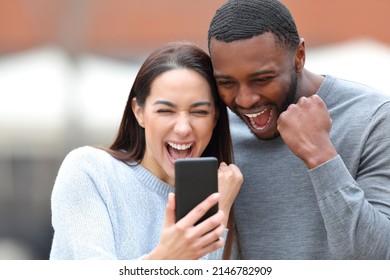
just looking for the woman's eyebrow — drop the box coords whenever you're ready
[153,100,176,107]
[153,100,212,108]
[190,101,212,108]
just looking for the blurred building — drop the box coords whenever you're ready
[0,0,389,259]
[2,0,390,58]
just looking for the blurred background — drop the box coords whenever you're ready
[1,0,389,259]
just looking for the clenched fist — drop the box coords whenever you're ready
[277,95,337,169]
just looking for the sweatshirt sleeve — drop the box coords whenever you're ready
[308,103,390,259]
[50,148,119,259]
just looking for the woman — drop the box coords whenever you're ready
[50,42,242,260]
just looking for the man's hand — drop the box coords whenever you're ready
[277,95,337,169]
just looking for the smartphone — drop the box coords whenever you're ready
[175,157,218,225]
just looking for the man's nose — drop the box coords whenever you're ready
[235,85,261,109]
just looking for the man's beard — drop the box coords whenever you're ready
[260,71,298,140]
[281,70,298,113]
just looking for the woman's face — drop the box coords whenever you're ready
[132,68,216,185]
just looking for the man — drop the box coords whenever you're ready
[208,0,390,259]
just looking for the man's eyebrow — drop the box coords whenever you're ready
[249,70,274,78]
[214,73,231,79]
[214,70,274,79]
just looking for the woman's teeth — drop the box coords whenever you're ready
[167,142,192,150]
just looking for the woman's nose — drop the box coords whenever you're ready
[173,114,192,137]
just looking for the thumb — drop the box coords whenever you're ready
[163,193,176,228]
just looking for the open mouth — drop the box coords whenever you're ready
[166,141,194,161]
[244,107,273,131]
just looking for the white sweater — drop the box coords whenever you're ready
[50,146,225,259]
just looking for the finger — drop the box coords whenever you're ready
[163,193,176,228]
[177,193,220,227]
[219,164,242,181]
[310,94,324,103]
[218,162,229,174]
[193,210,224,237]
[219,162,227,167]
[222,163,238,173]
[219,164,233,176]
[197,233,225,257]
[228,164,243,180]
[196,223,225,247]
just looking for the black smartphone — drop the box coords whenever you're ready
[175,157,218,225]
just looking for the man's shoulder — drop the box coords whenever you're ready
[329,75,390,100]
[321,75,390,114]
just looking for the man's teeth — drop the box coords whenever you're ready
[244,108,271,130]
[167,142,192,150]
[245,108,267,118]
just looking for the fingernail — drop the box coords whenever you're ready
[212,193,220,200]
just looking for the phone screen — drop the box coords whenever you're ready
[175,157,218,225]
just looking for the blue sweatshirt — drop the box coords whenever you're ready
[231,75,390,259]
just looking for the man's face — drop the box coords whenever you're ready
[209,33,299,140]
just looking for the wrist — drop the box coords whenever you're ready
[219,208,230,227]
[144,247,166,260]
[304,148,338,169]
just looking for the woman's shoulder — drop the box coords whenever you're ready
[64,146,112,163]
[54,146,129,192]
[58,146,122,176]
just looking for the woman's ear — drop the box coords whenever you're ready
[131,97,145,128]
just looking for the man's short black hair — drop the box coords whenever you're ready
[208,0,300,51]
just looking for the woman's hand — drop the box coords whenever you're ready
[144,193,226,260]
[218,162,243,227]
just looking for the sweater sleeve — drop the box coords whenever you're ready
[309,103,390,259]
[50,148,119,259]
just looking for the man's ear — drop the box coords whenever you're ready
[295,38,306,73]
[132,97,145,128]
